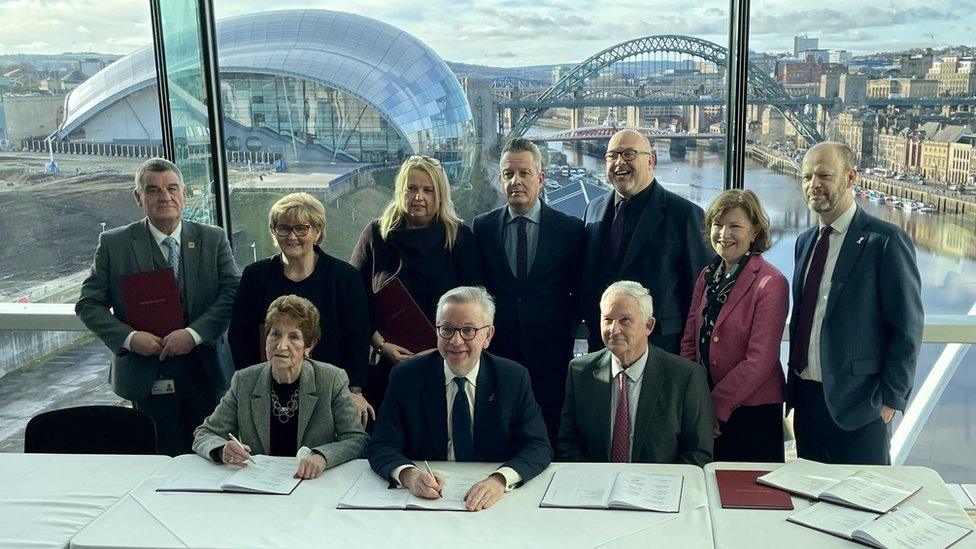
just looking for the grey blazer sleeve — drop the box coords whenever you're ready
[75,231,131,353]
[187,226,240,343]
[192,371,244,460]
[311,368,368,468]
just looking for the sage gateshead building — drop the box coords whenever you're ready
[54,9,473,165]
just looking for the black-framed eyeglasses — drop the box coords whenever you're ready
[435,325,490,340]
[408,155,441,166]
[272,224,312,237]
[604,149,653,162]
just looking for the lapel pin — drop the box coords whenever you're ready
[856,236,865,245]
[488,393,495,402]
[188,241,196,249]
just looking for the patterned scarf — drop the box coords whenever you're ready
[697,252,753,387]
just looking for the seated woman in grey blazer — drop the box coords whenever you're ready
[193,295,368,479]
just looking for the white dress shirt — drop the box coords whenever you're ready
[609,348,649,458]
[122,221,201,350]
[391,360,522,491]
[800,201,857,382]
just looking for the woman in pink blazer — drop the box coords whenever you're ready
[680,189,789,462]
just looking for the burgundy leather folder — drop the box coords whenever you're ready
[120,267,184,338]
[372,277,436,353]
[716,470,794,510]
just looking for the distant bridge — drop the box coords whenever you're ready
[524,125,723,142]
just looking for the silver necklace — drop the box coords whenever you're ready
[271,389,299,423]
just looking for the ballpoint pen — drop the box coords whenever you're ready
[228,433,255,465]
[424,461,443,498]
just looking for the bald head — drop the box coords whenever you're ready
[605,129,656,198]
[806,141,855,173]
[801,141,857,225]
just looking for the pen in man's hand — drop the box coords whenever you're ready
[424,460,443,498]
[228,433,255,465]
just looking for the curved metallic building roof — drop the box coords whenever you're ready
[57,9,472,151]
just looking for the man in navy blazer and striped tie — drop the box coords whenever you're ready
[787,142,923,465]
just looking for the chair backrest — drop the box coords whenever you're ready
[24,405,157,455]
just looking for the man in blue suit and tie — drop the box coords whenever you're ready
[367,286,552,511]
[580,129,710,355]
[787,142,923,465]
[472,138,584,444]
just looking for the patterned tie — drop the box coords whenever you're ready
[610,199,628,264]
[516,217,528,280]
[790,226,833,375]
[452,377,474,461]
[163,236,180,280]
[610,371,631,462]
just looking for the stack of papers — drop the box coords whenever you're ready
[156,455,301,495]
[539,469,683,512]
[788,502,972,548]
[758,459,920,513]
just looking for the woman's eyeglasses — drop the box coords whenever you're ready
[408,155,441,166]
[272,224,312,237]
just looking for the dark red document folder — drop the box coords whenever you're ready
[716,470,794,510]
[120,268,184,338]
[372,277,436,353]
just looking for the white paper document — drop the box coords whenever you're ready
[758,459,920,513]
[337,470,486,511]
[788,502,972,549]
[540,469,682,512]
[156,454,301,495]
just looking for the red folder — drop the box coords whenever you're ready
[716,470,794,510]
[372,277,436,353]
[120,267,185,338]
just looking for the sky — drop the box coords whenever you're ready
[0,0,974,67]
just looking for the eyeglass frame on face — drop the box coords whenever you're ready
[272,224,312,237]
[435,324,491,341]
[408,155,441,166]
[604,149,654,162]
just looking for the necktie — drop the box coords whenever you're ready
[610,371,631,463]
[516,217,528,280]
[610,199,628,264]
[452,377,474,461]
[163,236,180,280]
[790,226,833,375]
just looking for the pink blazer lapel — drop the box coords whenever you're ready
[713,256,761,331]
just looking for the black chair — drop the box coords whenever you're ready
[24,405,157,455]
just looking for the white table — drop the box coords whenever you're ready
[70,457,714,549]
[0,453,170,549]
[704,462,976,548]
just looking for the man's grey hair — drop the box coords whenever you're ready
[134,157,183,193]
[501,138,543,171]
[600,280,654,322]
[436,286,496,325]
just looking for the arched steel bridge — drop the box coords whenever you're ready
[508,34,824,143]
[525,125,723,142]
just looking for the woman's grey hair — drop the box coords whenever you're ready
[436,286,496,325]
[600,280,654,322]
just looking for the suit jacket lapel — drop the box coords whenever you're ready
[490,207,516,284]
[181,220,199,309]
[528,203,556,284]
[588,351,613,460]
[251,364,272,453]
[714,257,759,331]
[421,356,449,459]
[620,182,664,272]
[824,209,870,321]
[584,193,612,275]
[472,355,497,456]
[296,361,318,446]
[793,228,817,304]
[632,346,666,460]
[131,219,156,273]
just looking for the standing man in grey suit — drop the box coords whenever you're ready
[788,142,923,465]
[472,138,584,444]
[558,281,714,466]
[76,158,240,456]
[580,129,710,355]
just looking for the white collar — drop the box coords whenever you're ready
[820,200,856,235]
[610,348,649,382]
[147,219,182,246]
[443,360,480,389]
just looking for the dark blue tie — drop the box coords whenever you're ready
[452,377,474,461]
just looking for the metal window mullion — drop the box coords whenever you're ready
[148,0,175,160]
[725,0,752,190]
[196,0,231,236]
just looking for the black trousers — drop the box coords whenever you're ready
[714,402,785,463]
[793,379,891,465]
[133,353,217,457]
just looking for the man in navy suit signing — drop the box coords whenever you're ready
[788,142,923,465]
[367,286,552,511]
[473,138,584,444]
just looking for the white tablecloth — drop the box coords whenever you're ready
[0,453,170,549]
[69,457,714,549]
[704,462,976,548]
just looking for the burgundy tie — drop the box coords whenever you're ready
[610,371,631,462]
[791,226,833,375]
